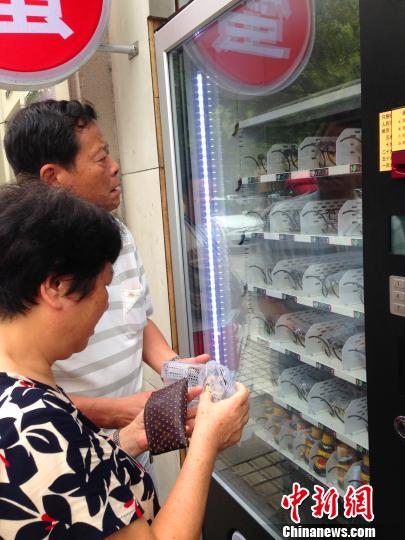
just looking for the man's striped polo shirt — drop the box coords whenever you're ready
[52,223,153,408]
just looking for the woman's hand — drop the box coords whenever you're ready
[118,386,203,456]
[190,382,249,453]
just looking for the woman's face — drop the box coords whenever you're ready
[63,263,113,356]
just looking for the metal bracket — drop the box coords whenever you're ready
[98,41,139,60]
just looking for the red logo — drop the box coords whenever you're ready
[281,482,310,524]
[190,0,314,95]
[0,0,110,89]
[281,483,374,524]
[344,485,374,522]
[311,485,339,520]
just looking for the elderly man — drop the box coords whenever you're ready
[4,99,208,469]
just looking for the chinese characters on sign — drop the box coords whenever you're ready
[281,483,374,524]
[191,0,313,95]
[0,0,73,39]
[392,107,405,152]
[379,111,392,172]
[214,0,292,59]
[0,0,109,89]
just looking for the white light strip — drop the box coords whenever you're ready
[196,72,220,361]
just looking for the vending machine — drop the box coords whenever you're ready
[155,0,405,537]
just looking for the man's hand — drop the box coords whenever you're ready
[178,353,209,366]
[143,318,210,373]
[118,390,153,426]
[69,391,153,430]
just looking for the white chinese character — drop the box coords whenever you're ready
[0,0,73,39]
[251,0,291,18]
[213,0,291,59]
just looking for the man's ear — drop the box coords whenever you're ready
[39,275,72,310]
[40,163,70,187]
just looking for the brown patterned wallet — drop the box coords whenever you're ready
[144,377,188,455]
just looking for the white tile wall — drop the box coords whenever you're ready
[122,168,172,345]
[108,0,159,174]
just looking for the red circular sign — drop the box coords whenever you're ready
[191,0,314,95]
[0,0,110,89]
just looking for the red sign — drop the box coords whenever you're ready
[0,0,110,89]
[190,0,314,95]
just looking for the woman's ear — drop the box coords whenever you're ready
[38,275,71,310]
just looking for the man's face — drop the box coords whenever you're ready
[56,121,121,212]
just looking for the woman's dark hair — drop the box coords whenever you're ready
[0,180,122,319]
[4,100,97,176]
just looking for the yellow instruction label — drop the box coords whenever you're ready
[379,110,392,171]
[392,107,405,151]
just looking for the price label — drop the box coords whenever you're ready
[313,301,331,312]
[276,172,291,181]
[286,404,300,416]
[316,362,334,375]
[318,423,336,438]
[279,234,294,241]
[351,238,363,247]
[311,236,329,244]
[282,293,297,303]
[286,350,300,362]
[311,167,328,177]
[350,164,362,173]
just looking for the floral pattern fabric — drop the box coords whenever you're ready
[0,373,159,539]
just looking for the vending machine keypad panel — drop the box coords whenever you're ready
[390,275,405,316]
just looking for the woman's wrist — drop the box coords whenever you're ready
[114,424,148,457]
[188,427,219,459]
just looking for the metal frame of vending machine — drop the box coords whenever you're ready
[155,0,241,360]
[155,0,392,537]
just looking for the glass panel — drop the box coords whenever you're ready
[391,216,405,254]
[169,0,369,533]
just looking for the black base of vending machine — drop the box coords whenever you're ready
[203,478,276,540]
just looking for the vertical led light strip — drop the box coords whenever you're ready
[195,71,221,362]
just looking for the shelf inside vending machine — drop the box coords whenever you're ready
[248,283,365,319]
[241,162,362,186]
[239,82,361,130]
[252,333,367,386]
[246,231,363,247]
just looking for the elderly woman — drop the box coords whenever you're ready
[0,182,249,540]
